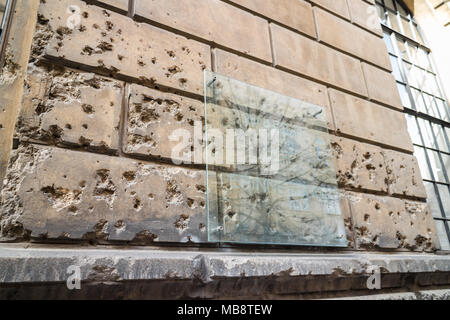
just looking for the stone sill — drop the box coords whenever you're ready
[1,243,450,284]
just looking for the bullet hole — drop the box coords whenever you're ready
[123,171,136,182]
[227,211,236,218]
[65,124,72,130]
[81,103,95,114]
[196,185,206,193]
[364,214,370,222]
[375,203,381,210]
[186,198,195,208]
[179,78,188,85]
[175,112,184,122]
[148,193,154,200]
[114,220,125,229]
[133,198,142,211]
[117,54,124,61]
[79,181,87,189]
[82,45,94,55]
[82,11,89,18]
[175,214,190,230]
[166,65,182,77]
[132,230,158,244]
[165,50,176,58]
[97,41,113,52]
[68,205,78,214]
[82,124,88,130]
[103,10,111,17]
[151,57,157,64]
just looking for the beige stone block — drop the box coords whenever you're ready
[37,0,210,96]
[314,7,391,70]
[17,64,123,151]
[329,88,413,152]
[362,62,403,109]
[347,0,383,35]
[124,85,204,162]
[345,192,440,251]
[383,150,428,199]
[134,0,272,62]
[228,0,316,37]
[271,23,368,97]
[0,145,208,243]
[214,49,334,129]
[310,0,350,19]
[331,137,388,193]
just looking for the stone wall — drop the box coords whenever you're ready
[0,0,441,252]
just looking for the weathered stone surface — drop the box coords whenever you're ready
[0,145,208,243]
[37,0,211,96]
[314,7,391,70]
[362,62,403,109]
[271,23,368,97]
[347,0,383,36]
[331,137,388,193]
[214,49,334,129]
[0,0,39,183]
[383,150,427,199]
[17,64,123,152]
[345,192,440,251]
[228,0,316,37]
[329,88,413,152]
[310,0,350,19]
[124,85,204,162]
[134,0,272,62]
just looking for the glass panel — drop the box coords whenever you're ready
[436,99,449,122]
[428,150,446,183]
[417,48,431,70]
[418,118,435,149]
[432,123,449,153]
[442,153,450,180]
[377,4,386,24]
[401,17,413,38]
[397,83,411,108]
[407,44,419,65]
[204,71,347,247]
[397,2,409,17]
[424,182,442,218]
[414,146,432,180]
[385,0,396,11]
[437,184,450,218]
[390,56,402,81]
[396,38,409,60]
[412,23,424,43]
[422,93,438,118]
[414,67,427,90]
[435,220,450,251]
[405,114,421,145]
[384,33,394,54]
[411,88,425,112]
[388,11,401,32]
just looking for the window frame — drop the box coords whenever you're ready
[376,0,450,249]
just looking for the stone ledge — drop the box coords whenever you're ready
[1,244,450,284]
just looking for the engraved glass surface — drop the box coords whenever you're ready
[204,71,347,247]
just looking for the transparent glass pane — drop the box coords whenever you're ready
[414,146,432,180]
[405,114,421,145]
[397,2,409,17]
[377,4,386,24]
[418,118,435,149]
[424,182,442,218]
[432,123,449,153]
[412,23,424,43]
[388,11,401,32]
[390,56,403,81]
[435,220,450,251]
[411,88,425,112]
[417,48,431,70]
[396,38,409,60]
[422,93,438,118]
[407,44,419,65]
[442,153,450,181]
[436,99,450,122]
[401,17,413,38]
[397,83,411,108]
[428,150,446,183]
[437,184,450,218]
[383,32,394,53]
[385,0,396,11]
[204,71,347,247]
